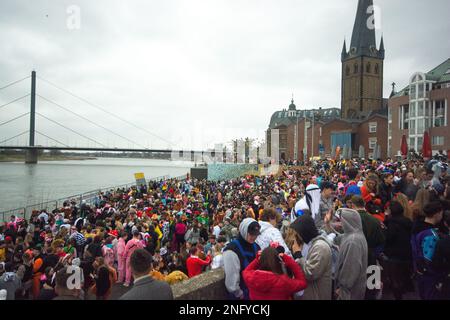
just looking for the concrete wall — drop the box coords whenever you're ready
[172,268,227,300]
[191,167,208,180]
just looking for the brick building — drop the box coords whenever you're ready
[388,58,450,157]
[266,0,388,161]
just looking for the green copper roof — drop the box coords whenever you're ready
[427,58,450,83]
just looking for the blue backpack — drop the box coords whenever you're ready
[411,228,440,273]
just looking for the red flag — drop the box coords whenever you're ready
[401,135,408,158]
[422,131,432,160]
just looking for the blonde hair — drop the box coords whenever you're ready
[284,227,303,252]
[395,193,413,221]
[412,188,430,221]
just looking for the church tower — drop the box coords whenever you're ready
[341,0,385,120]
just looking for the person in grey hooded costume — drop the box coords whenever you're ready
[329,208,368,300]
[289,215,333,300]
[0,263,21,300]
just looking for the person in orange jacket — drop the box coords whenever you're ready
[31,245,44,299]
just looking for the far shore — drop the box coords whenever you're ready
[0,155,97,162]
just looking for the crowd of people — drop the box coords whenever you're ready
[1,156,450,300]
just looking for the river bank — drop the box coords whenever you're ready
[0,158,191,213]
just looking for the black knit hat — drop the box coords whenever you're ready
[289,215,319,244]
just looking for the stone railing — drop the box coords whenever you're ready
[172,268,227,300]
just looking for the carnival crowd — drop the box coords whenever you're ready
[1,156,450,300]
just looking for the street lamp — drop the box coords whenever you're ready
[303,111,318,161]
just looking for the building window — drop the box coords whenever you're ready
[369,138,377,150]
[434,100,446,127]
[354,64,358,74]
[418,101,424,117]
[369,122,377,133]
[400,104,409,130]
[417,118,425,135]
[409,119,416,134]
[410,83,416,100]
[319,127,322,137]
[375,64,379,74]
[419,82,425,98]
[366,63,371,73]
[410,102,416,118]
[346,66,350,76]
[432,136,444,145]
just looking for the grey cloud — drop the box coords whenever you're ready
[0,0,449,150]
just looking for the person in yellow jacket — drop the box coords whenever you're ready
[154,223,163,249]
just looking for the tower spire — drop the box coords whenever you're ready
[349,0,377,57]
[379,34,385,59]
[341,39,347,61]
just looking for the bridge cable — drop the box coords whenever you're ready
[37,94,149,149]
[0,131,29,145]
[0,112,30,128]
[0,76,30,91]
[35,112,108,148]
[37,76,175,147]
[35,130,70,147]
[0,94,31,111]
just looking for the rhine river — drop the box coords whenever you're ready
[0,158,192,212]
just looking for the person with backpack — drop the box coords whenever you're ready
[431,211,450,299]
[223,218,261,300]
[411,201,444,300]
[286,215,333,300]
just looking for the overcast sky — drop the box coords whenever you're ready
[0,0,449,151]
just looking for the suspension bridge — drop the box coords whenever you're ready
[0,71,237,163]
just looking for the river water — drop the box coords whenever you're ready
[0,158,192,212]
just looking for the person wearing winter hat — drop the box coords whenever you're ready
[286,215,333,300]
[223,218,261,300]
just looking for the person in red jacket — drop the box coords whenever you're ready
[242,246,307,300]
[361,175,385,222]
[186,246,211,278]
